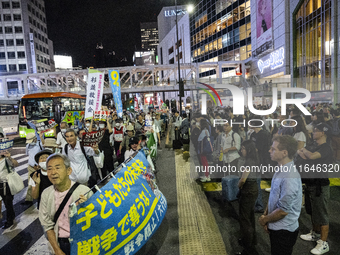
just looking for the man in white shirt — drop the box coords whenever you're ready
[24,132,44,205]
[221,122,241,176]
[56,122,68,149]
[62,129,99,184]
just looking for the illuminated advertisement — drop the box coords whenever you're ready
[256,0,273,54]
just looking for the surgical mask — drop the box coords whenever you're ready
[39,162,47,170]
[85,123,90,127]
[30,142,36,145]
[116,123,121,128]
[61,129,67,133]
[99,124,105,129]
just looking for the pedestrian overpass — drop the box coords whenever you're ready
[0,61,250,100]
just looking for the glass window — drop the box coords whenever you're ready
[18,51,25,58]
[3,14,11,21]
[0,104,18,115]
[16,39,24,46]
[15,26,23,33]
[9,64,16,71]
[12,2,20,8]
[0,65,6,71]
[6,39,14,46]
[20,98,53,119]
[7,52,15,59]
[2,2,10,9]
[13,14,21,21]
[294,0,331,91]
[0,40,4,46]
[19,64,26,71]
[0,52,5,59]
[5,27,13,33]
[0,27,2,33]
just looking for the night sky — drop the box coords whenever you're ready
[44,0,199,68]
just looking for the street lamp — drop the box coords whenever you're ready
[175,1,193,115]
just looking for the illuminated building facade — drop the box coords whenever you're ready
[190,0,251,78]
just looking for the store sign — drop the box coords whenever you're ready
[29,33,37,73]
[164,9,186,17]
[257,47,285,74]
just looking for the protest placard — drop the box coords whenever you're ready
[0,139,14,155]
[94,111,110,122]
[34,119,57,133]
[70,151,167,255]
[81,129,106,147]
[144,114,153,131]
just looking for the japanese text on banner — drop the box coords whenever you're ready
[70,152,167,255]
[85,69,104,119]
[0,139,14,155]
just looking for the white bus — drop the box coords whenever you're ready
[0,100,19,136]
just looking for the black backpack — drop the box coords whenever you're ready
[64,144,100,188]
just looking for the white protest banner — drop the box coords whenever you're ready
[85,69,104,119]
[94,111,110,122]
[144,113,153,131]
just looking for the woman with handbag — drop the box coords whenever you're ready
[0,151,19,229]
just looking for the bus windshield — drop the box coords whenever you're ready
[19,97,86,120]
[19,93,86,138]
[19,98,53,119]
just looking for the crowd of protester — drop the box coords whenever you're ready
[0,108,171,255]
[189,102,340,255]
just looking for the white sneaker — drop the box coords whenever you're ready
[300,230,321,242]
[310,240,329,254]
[265,188,271,192]
[200,176,211,182]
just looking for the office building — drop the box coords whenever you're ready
[190,0,251,78]
[140,22,159,53]
[0,0,53,75]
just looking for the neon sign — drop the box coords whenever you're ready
[164,9,187,17]
[257,47,285,74]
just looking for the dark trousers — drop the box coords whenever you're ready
[114,141,123,164]
[0,182,15,223]
[102,150,114,176]
[269,228,299,255]
[58,238,70,255]
[239,181,258,255]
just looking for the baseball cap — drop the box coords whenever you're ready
[129,136,139,145]
[314,123,332,136]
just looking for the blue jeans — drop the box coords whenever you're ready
[254,178,264,211]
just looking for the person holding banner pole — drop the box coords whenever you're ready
[98,117,113,176]
[24,132,44,205]
[39,154,92,255]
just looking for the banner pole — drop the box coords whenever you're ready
[70,150,142,207]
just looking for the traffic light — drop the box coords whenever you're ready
[179,79,184,97]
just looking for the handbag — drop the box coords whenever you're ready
[5,159,24,195]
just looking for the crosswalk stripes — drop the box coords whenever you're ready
[0,150,46,254]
